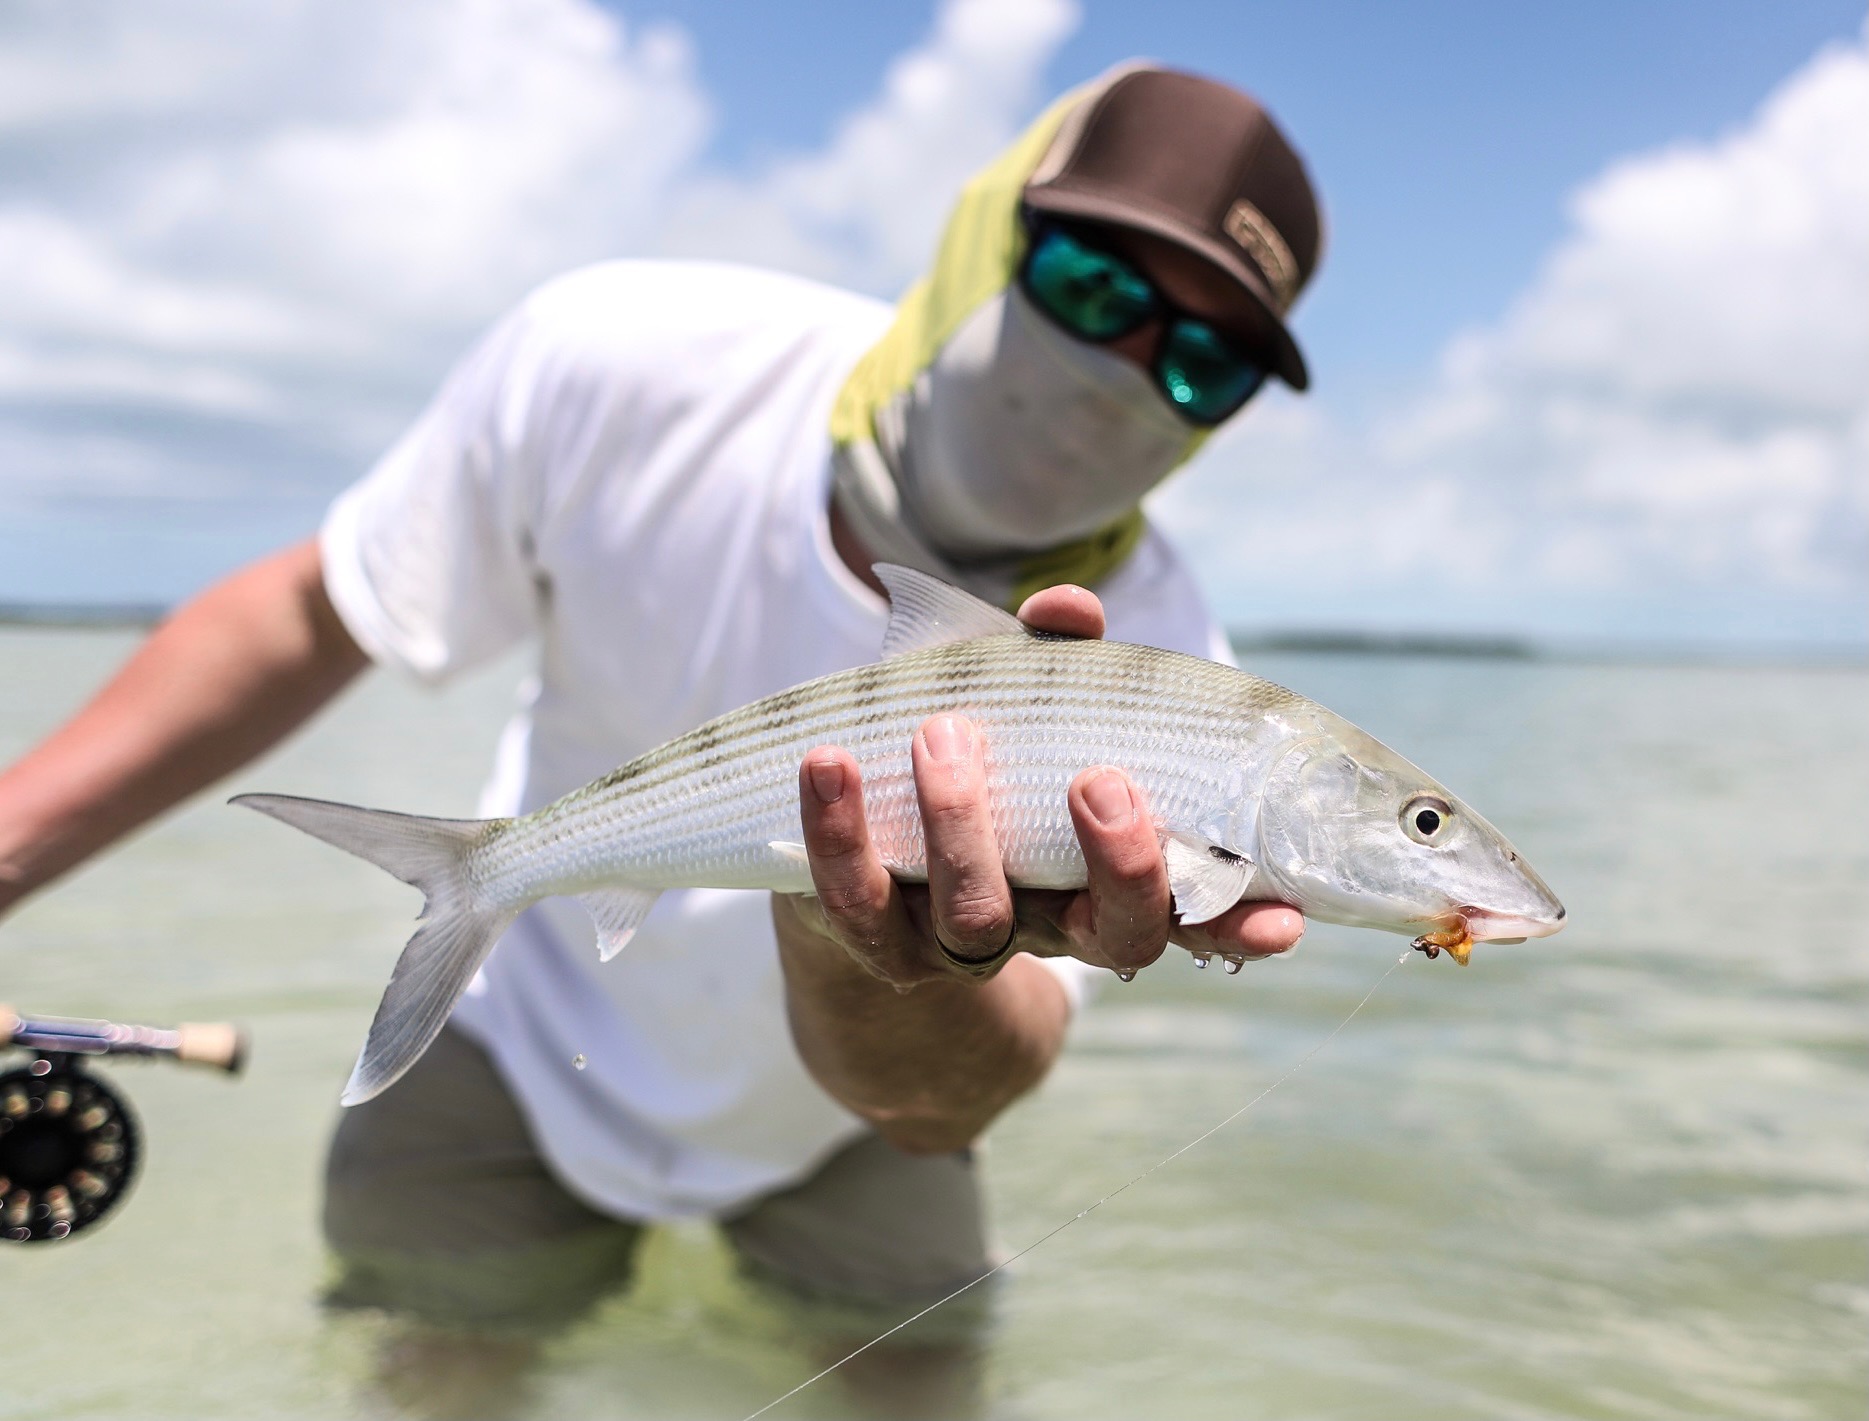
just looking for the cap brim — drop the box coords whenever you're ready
[1022,185,1310,391]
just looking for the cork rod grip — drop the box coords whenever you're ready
[175,1022,248,1074]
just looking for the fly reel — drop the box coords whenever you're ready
[0,1004,245,1244]
[0,1058,140,1242]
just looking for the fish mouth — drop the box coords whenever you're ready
[1466,906,1566,942]
[1412,905,1566,965]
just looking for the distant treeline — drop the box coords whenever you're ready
[1234,629,1535,659]
[1232,629,1866,668]
[0,603,166,629]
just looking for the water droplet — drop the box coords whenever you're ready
[1223,956,1245,975]
[1192,953,1210,969]
[571,1054,587,1071]
[1115,968,1137,983]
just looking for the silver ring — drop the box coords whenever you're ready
[934,920,1018,977]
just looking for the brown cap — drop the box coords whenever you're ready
[1023,66,1323,390]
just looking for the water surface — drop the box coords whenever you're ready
[2,629,1863,1419]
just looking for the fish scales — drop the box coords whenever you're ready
[471,636,1280,903]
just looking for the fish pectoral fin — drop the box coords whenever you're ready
[768,840,810,866]
[1160,830,1257,926]
[576,886,662,963]
[875,564,1027,658]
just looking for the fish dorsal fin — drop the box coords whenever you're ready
[1160,830,1257,926]
[577,886,662,962]
[876,564,1026,659]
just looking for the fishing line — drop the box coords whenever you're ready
[740,949,1413,1421]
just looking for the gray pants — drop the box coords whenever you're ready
[323,1026,994,1333]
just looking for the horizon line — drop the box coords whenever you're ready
[2,601,1862,669]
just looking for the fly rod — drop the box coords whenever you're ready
[2,1003,245,1073]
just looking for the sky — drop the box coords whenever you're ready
[0,0,1863,649]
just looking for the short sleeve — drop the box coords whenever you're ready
[321,310,544,683]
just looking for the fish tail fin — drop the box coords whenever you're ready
[233,792,516,1106]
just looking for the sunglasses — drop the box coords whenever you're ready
[1017,223,1271,426]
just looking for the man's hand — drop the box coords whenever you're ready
[771,582,1304,1152]
[784,584,1305,989]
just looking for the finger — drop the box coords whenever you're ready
[1016,583,1104,640]
[913,714,1016,963]
[1173,899,1306,961]
[1067,766,1171,973]
[798,747,902,955]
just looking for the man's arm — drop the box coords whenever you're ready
[773,585,1305,1155]
[0,538,370,916]
[775,901,1071,1157]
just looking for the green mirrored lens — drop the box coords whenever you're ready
[1157,320,1268,424]
[1024,229,1156,340]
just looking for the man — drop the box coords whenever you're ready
[0,63,1320,1366]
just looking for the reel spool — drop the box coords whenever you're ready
[1,1003,244,1244]
[0,1058,140,1243]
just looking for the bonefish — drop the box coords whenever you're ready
[237,565,1565,1105]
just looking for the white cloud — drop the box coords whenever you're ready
[754,0,1077,287]
[1157,26,1869,645]
[0,0,712,428]
[649,0,1077,288]
[0,0,1074,514]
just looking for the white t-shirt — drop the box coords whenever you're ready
[320,260,1233,1221]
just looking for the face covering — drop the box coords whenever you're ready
[884,286,1193,558]
[834,288,1192,602]
[828,66,1204,608]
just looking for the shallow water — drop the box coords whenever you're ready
[1,628,1864,1420]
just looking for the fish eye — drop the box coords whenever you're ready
[1401,795,1453,845]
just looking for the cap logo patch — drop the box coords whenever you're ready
[1223,200,1299,312]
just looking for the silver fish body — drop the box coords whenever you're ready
[475,635,1290,902]
[238,567,1564,1105]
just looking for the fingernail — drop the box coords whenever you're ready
[1082,769,1133,827]
[807,755,845,804]
[922,714,971,763]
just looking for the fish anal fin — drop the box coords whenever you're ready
[577,886,662,962]
[875,564,1026,658]
[1161,830,1257,926]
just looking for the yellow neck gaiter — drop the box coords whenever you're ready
[829,73,1207,610]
